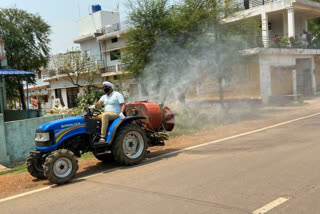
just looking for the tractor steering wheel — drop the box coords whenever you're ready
[86,107,102,118]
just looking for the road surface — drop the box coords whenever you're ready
[1,114,320,214]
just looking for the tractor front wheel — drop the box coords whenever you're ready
[26,151,46,180]
[44,149,78,185]
[112,124,148,166]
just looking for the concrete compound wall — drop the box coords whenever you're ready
[4,110,43,122]
[0,114,70,166]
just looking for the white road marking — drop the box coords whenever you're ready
[150,112,320,160]
[252,196,291,214]
[0,187,51,203]
[0,112,319,204]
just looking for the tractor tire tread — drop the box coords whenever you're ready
[112,124,148,166]
[26,151,46,180]
[44,149,78,185]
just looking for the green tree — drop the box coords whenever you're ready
[308,18,320,48]
[123,0,258,105]
[122,0,172,78]
[0,8,51,110]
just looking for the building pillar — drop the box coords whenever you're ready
[259,55,272,103]
[282,12,288,36]
[292,69,297,101]
[287,7,295,38]
[311,57,317,95]
[304,18,308,31]
[116,64,119,73]
[261,12,269,47]
[0,114,10,166]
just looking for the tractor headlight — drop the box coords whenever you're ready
[35,132,50,142]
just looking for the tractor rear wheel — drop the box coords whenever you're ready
[112,124,148,166]
[26,151,46,180]
[44,149,78,185]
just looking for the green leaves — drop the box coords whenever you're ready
[0,8,51,109]
[72,86,104,116]
[123,0,259,104]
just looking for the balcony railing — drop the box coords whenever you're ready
[236,0,281,10]
[247,35,319,49]
[97,21,130,35]
[101,64,127,74]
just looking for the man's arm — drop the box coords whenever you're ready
[95,100,103,108]
[90,100,102,110]
[120,103,125,113]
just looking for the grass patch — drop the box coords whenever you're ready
[0,163,27,176]
[80,152,94,160]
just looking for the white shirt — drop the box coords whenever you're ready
[99,91,125,114]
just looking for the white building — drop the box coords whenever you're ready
[74,9,121,67]
[74,6,138,99]
[224,0,320,103]
[41,6,132,110]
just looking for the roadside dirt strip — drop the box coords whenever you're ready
[1,111,320,214]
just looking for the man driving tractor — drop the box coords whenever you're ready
[90,81,125,144]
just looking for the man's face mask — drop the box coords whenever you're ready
[104,86,111,94]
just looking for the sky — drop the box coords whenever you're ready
[0,0,128,54]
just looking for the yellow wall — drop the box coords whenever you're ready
[188,57,261,100]
[270,67,293,95]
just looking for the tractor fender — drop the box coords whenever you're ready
[106,116,146,144]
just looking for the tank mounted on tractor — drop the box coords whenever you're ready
[26,101,175,184]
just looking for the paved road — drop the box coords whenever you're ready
[1,115,320,214]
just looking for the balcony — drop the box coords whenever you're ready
[96,21,130,35]
[247,35,320,49]
[236,0,320,11]
[236,0,281,10]
[101,64,127,75]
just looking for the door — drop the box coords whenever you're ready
[67,87,79,108]
[296,58,312,96]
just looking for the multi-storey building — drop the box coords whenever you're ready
[219,0,320,103]
[74,6,139,99]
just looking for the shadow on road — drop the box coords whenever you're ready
[50,148,182,188]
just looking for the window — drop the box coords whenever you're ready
[110,50,121,61]
[55,89,61,99]
[111,37,118,43]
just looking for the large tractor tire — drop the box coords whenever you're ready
[44,149,78,185]
[26,151,46,180]
[112,124,148,166]
[93,152,114,163]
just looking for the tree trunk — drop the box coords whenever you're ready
[17,79,26,110]
[38,96,42,110]
[218,77,225,108]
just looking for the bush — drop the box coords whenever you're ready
[72,86,104,116]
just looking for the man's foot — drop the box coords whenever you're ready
[95,137,106,145]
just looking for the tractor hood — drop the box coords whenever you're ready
[36,116,85,131]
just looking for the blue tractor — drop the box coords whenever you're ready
[26,101,175,184]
